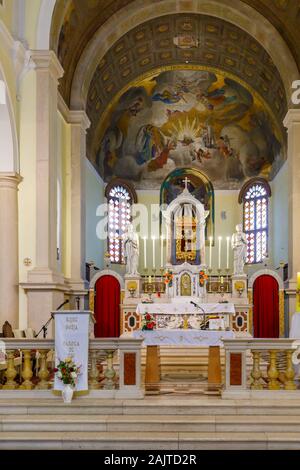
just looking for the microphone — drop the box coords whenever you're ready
[56,299,69,311]
[190,300,206,315]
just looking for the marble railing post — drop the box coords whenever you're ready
[0,173,22,328]
[283,109,300,317]
[22,51,65,336]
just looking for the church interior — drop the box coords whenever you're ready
[1,0,300,451]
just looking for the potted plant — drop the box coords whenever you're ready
[54,357,81,403]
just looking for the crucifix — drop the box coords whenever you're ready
[183,176,190,191]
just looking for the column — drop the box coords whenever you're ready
[23,51,65,335]
[66,111,90,308]
[283,109,300,317]
[0,173,22,329]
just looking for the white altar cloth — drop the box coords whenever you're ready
[132,329,235,346]
[136,302,235,315]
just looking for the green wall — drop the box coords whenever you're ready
[272,162,288,268]
[85,159,105,270]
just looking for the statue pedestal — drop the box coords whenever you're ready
[124,274,142,301]
[232,274,248,299]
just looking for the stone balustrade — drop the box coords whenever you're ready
[222,338,300,398]
[0,338,144,398]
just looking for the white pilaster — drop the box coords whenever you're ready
[0,173,22,329]
[69,111,90,284]
[283,109,300,314]
[22,51,66,336]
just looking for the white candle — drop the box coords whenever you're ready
[152,237,156,269]
[160,235,164,268]
[218,236,222,269]
[209,236,213,269]
[226,236,230,269]
[143,237,147,269]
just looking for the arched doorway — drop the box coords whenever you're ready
[253,275,279,338]
[94,275,121,338]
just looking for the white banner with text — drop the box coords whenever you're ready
[54,311,90,392]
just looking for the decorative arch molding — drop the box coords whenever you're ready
[105,178,137,203]
[36,0,57,50]
[89,269,124,290]
[70,0,298,109]
[0,69,19,172]
[238,178,272,204]
[248,269,284,290]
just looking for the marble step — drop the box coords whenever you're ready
[3,414,300,433]
[1,430,300,449]
[1,397,300,415]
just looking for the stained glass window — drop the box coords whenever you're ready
[242,182,270,264]
[106,183,135,264]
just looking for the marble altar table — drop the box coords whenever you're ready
[133,329,235,390]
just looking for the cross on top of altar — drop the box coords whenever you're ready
[183,177,190,193]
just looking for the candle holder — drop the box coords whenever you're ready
[152,269,157,293]
[225,268,230,293]
[217,269,221,293]
[208,268,213,293]
[219,283,226,299]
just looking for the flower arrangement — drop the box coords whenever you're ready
[54,357,81,387]
[164,269,173,287]
[142,312,156,331]
[199,270,208,286]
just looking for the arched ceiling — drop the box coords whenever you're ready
[86,13,286,141]
[49,0,296,189]
[50,0,300,106]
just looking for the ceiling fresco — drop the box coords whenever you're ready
[96,69,284,190]
[51,0,300,105]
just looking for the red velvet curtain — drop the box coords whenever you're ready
[94,275,120,338]
[253,275,279,338]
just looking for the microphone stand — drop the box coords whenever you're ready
[35,299,69,338]
[35,315,53,339]
[191,302,208,330]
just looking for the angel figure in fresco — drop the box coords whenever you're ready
[152,89,187,104]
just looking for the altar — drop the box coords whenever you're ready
[133,329,235,390]
[136,301,235,330]
[120,181,250,336]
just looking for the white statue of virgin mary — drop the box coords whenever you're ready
[123,223,139,276]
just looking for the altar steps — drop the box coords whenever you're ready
[1,398,300,449]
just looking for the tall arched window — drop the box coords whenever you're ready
[105,180,137,264]
[239,179,271,264]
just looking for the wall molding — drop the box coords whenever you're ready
[89,269,124,289]
[248,268,284,290]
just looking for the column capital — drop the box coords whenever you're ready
[30,50,64,81]
[283,108,300,128]
[68,110,91,131]
[0,172,23,189]
[58,94,90,130]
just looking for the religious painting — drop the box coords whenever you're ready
[96,69,284,190]
[180,273,192,296]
